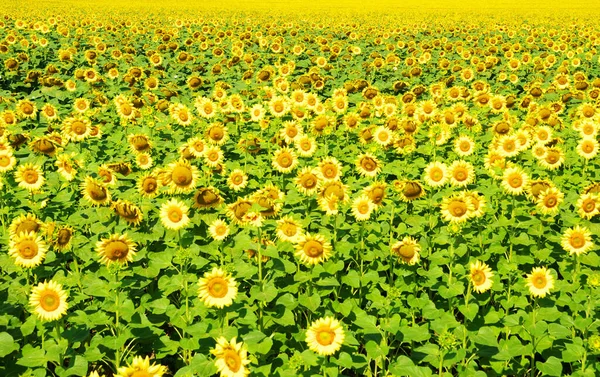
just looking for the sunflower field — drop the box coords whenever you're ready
[1,0,600,376]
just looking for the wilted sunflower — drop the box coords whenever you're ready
[441,194,475,224]
[423,161,448,187]
[115,356,167,377]
[15,163,45,192]
[251,184,284,218]
[81,177,111,206]
[193,187,224,209]
[561,225,593,256]
[391,236,421,265]
[30,137,58,156]
[112,200,143,226]
[576,193,600,219]
[9,231,47,268]
[396,180,426,202]
[160,199,190,231]
[9,212,43,236]
[306,317,345,356]
[209,219,230,241]
[211,337,250,377]
[226,197,253,225]
[198,267,238,308]
[526,267,554,298]
[29,280,68,321]
[98,164,117,186]
[318,180,349,205]
[467,260,494,293]
[526,179,554,202]
[355,153,381,178]
[295,233,332,265]
[137,173,160,198]
[96,233,137,266]
[128,134,152,154]
[272,147,298,174]
[53,226,74,251]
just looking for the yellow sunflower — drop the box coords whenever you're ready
[29,280,68,321]
[272,147,298,173]
[165,159,199,194]
[351,195,375,221]
[576,193,600,219]
[355,153,381,178]
[9,231,47,268]
[209,219,230,241]
[306,317,345,356]
[423,161,448,187]
[204,146,224,168]
[96,233,137,266]
[115,356,167,377]
[15,163,45,191]
[318,157,343,181]
[295,233,333,265]
[501,166,529,195]
[9,212,43,236]
[536,187,564,215]
[441,194,475,224]
[137,173,160,198]
[0,151,16,173]
[211,337,250,377]
[454,135,476,157]
[526,267,554,298]
[294,167,320,196]
[561,225,593,256]
[55,154,77,181]
[276,216,304,243]
[227,169,248,192]
[295,135,317,157]
[198,267,238,308]
[159,199,190,231]
[449,160,475,187]
[391,236,421,265]
[577,137,599,160]
[469,260,494,293]
[539,147,564,170]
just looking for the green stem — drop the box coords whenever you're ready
[114,267,120,370]
[438,349,445,377]
[530,298,538,377]
[55,321,64,366]
[257,227,264,332]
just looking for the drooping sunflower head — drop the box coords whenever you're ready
[355,153,381,178]
[128,134,152,153]
[364,182,387,206]
[193,187,224,209]
[396,180,426,202]
[81,177,111,206]
[226,198,253,225]
[9,213,43,237]
[111,200,144,226]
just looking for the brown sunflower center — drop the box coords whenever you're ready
[583,199,596,212]
[360,158,377,172]
[105,240,129,260]
[16,220,40,235]
[300,174,317,189]
[172,165,193,186]
[23,170,39,184]
[57,229,73,245]
[72,121,87,135]
[168,208,183,222]
[277,153,293,168]
[403,183,422,199]
[449,201,467,216]
[18,240,38,259]
[544,196,558,207]
[223,350,242,372]
[21,103,34,114]
[397,244,415,259]
[471,270,486,285]
[0,155,10,167]
[88,183,107,201]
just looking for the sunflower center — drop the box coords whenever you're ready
[300,141,312,151]
[398,244,415,259]
[143,179,157,193]
[545,196,557,207]
[546,152,559,164]
[454,169,467,181]
[168,208,183,222]
[232,175,243,184]
[173,165,193,185]
[57,229,73,245]
[358,202,370,214]
[105,241,129,260]
[316,328,336,346]
[570,234,585,248]
[323,165,337,178]
[304,240,324,257]
[18,240,38,258]
[282,223,297,236]
[301,175,317,189]
[22,103,34,114]
[88,184,107,201]
[223,350,242,372]
[179,111,189,122]
[208,277,228,298]
[471,270,486,285]
[40,291,60,311]
[583,200,596,212]
[277,153,292,168]
[430,168,443,181]
[503,141,515,152]
[209,128,224,141]
[72,121,87,135]
[533,275,547,289]
[274,103,283,113]
[583,142,594,153]
[450,201,467,216]
[0,155,11,166]
[361,158,376,171]
[460,142,471,152]
[509,175,522,188]
[24,170,39,184]
[286,127,298,138]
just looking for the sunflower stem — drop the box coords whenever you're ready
[114,266,121,370]
[54,320,64,366]
[573,255,580,286]
[463,283,472,349]
[530,297,538,377]
[438,349,445,377]
[257,227,264,332]
[389,203,395,287]
[178,229,191,365]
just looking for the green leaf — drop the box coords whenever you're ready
[0,332,19,357]
[536,356,563,376]
[17,344,46,367]
[298,293,321,312]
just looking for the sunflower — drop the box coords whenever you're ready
[165,160,199,194]
[170,103,194,126]
[355,153,381,178]
[268,96,289,117]
[53,226,74,251]
[423,161,448,187]
[372,126,394,147]
[501,166,529,195]
[440,194,475,224]
[81,177,111,206]
[16,99,37,119]
[396,180,426,201]
[96,233,137,266]
[137,173,160,198]
[364,182,387,207]
[469,261,494,293]
[29,280,68,321]
[295,233,333,265]
[194,187,224,209]
[463,191,486,218]
[206,123,229,145]
[160,199,190,231]
[280,121,303,144]
[295,135,317,157]
[536,187,564,215]
[209,219,230,241]
[577,193,600,219]
[318,157,343,181]
[454,135,476,157]
[391,236,421,265]
[272,147,298,173]
[115,356,167,377]
[295,167,320,196]
[0,151,17,173]
[228,169,248,192]
[112,200,144,226]
[211,337,250,377]
[318,180,349,205]
[561,225,593,256]
[526,267,555,298]
[226,197,253,225]
[186,137,206,158]
[577,137,599,160]
[15,163,45,191]
[128,134,152,154]
[251,184,284,218]
[448,160,475,187]
[62,116,91,142]
[539,147,564,170]
[9,231,47,268]
[306,317,345,356]
[98,165,117,186]
[495,134,521,158]
[136,153,153,170]
[198,267,238,308]
[204,146,224,168]
[9,213,43,236]
[351,195,375,221]
[276,216,303,243]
